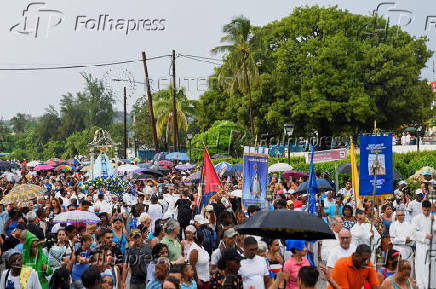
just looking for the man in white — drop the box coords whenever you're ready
[389,209,414,269]
[412,200,433,289]
[320,216,342,264]
[327,228,356,273]
[238,236,271,289]
[350,209,380,263]
[408,191,423,219]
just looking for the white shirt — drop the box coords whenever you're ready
[147,204,162,232]
[326,244,356,268]
[350,222,380,248]
[408,200,422,219]
[187,242,210,282]
[0,269,42,289]
[320,233,338,263]
[164,194,176,213]
[123,193,137,206]
[238,255,269,289]
[412,214,432,245]
[389,220,415,260]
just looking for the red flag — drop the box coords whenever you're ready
[23,159,27,169]
[198,147,222,212]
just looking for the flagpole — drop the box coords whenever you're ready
[350,137,357,213]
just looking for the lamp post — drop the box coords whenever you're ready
[284,123,294,165]
[187,131,193,161]
[416,124,422,152]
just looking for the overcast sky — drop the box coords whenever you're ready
[1,0,435,120]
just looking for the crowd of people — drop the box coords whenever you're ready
[0,161,434,289]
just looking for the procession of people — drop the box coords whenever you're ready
[0,155,434,289]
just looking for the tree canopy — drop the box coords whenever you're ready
[195,6,434,142]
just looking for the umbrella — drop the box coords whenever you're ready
[175,164,195,171]
[131,173,155,181]
[27,161,41,168]
[158,160,174,167]
[282,170,308,181]
[151,165,170,172]
[186,171,201,181]
[34,164,54,171]
[268,163,293,173]
[221,164,243,177]
[294,179,333,194]
[80,165,91,172]
[212,154,228,159]
[236,209,335,240]
[0,160,11,171]
[53,211,100,224]
[117,164,140,173]
[134,168,164,177]
[55,165,73,171]
[231,189,242,198]
[336,164,402,180]
[166,152,190,161]
[214,161,231,172]
[138,163,152,168]
[0,184,46,205]
[67,158,81,165]
[1,172,20,182]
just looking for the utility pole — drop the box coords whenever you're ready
[171,49,179,152]
[141,51,159,153]
[123,86,127,159]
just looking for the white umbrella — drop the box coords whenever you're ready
[27,161,41,168]
[117,164,140,173]
[231,189,242,198]
[53,211,100,224]
[268,163,293,173]
[1,172,19,182]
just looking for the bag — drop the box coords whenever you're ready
[201,227,217,254]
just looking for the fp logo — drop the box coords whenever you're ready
[10,2,63,38]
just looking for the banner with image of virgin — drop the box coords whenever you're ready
[359,133,393,198]
[243,146,269,210]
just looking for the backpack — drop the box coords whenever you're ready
[200,226,217,254]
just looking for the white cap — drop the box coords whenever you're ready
[205,205,214,212]
[162,211,173,220]
[398,181,407,186]
[199,216,209,225]
[194,215,203,223]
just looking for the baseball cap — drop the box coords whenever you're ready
[150,194,158,201]
[223,227,238,238]
[5,248,22,263]
[194,215,203,223]
[131,228,141,238]
[421,171,433,176]
[205,205,214,212]
[221,247,243,261]
[398,180,407,186]
[285,240,306,251]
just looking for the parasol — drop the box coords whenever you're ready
[293,179,333,194]
[268,163,293,173]
[158,160,174,167]
[281,170,308,181]
[53,210,100,224]
[0,184,46,205]
[175,164,196,171]
[27,161,41,168]
[34,164,54,171]
[117,164,140,173]
[236,209,335,240]
[166,152,190,161]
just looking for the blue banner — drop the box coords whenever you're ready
[307,145,318,215]
[243,152,268,209]
[359,134,393,197]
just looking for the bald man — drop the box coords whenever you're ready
[326,228,356,273]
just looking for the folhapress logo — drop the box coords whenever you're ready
[10,2,166,38]
[10,2,63,38]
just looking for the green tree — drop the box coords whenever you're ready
[198,7,433,145]
[211,15,259,138]
[36,106,61,143]
[154,86,194,150]
[59,92,87,138]
[132,97,153,149]
[10,113,31,134]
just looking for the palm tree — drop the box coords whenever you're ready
[154,86,193,150]
[211,15,259,138]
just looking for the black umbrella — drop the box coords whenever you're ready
[236,209,335,240]
[141,168,164,177]
[131,173,154,181]
[294,179,333,194]
[336,164,402,180]
[151,165,170,172]
[0,160,11,171]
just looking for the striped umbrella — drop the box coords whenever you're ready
[55,165,73,171]
[0,184,46,205]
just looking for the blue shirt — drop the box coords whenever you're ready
[181,280,197,289]
[325,204,343,216]
[146,279,162,289]
[72,249,91,281]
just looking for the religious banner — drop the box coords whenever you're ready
[359,133,393,198]
[243,146,268,209]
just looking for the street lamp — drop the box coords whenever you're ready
[187,131,193,161]
[415,124,423,152]
[284,123,295,165]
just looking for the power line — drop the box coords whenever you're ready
[0,54,171,71]
[180,54,223,62]
[178,54,221,66]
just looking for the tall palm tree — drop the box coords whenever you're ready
[154,86,192,150]
[211,15,259,138]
